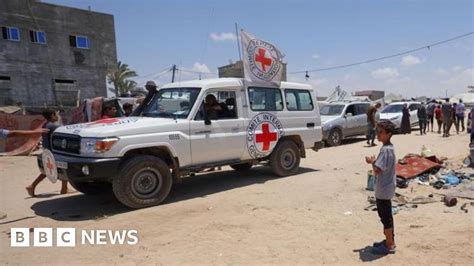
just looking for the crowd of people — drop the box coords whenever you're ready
[366,98,473,146]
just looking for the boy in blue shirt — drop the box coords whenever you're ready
[365,120,397,255]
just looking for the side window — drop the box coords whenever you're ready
[345,104,355,116]
[409,104,419,111]
[355,104,369,115]
[195,90,238,120]
[248,87,283,111]
[285,89,314,111]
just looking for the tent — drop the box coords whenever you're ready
[383,93,404,104]
[451,92,474,107]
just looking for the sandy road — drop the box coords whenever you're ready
[0,131,473,264]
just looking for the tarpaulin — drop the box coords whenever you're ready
[0,113,46,156]
[396,155,442,179]
[62,97,103,125]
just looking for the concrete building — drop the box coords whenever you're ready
[353,90,385,101]
[0,0,117,107]
[218,60,287,81]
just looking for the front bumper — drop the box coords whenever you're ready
[37,153,121,182]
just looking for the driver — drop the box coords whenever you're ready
[204,94,223,120]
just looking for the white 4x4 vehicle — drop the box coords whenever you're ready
[39,78,323,208]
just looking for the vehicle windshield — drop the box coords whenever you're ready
[141,87,201,118]
[319,104,345,116]
[381,104,404,113]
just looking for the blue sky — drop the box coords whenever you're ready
[45,0,473,97]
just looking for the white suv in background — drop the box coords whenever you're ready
[379,101,421,130]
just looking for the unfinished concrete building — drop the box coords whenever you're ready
[0,0,117,107]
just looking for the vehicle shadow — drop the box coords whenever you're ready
[30,166,319,221]
[353,245,387,262]
[165,166,318,204]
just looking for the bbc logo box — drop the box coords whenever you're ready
[11,228,76,247]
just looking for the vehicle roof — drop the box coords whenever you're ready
[320,101,371,105]
[160,78,313,90]
[387,101,421,105]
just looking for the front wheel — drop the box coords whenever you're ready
[326,128,342,146]
[269,140,301,177]
[113,155,172,209]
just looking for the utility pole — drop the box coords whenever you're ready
[171,64,176,83]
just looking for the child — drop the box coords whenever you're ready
[365,120,397,255]
[26,108,68,197]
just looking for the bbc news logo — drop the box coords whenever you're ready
[10,228,139,247]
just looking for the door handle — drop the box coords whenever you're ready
[307,123,315,128]
[195,130,211,134]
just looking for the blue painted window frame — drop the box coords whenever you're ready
[76,36,89,49]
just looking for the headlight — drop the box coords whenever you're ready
[81,137,119,154]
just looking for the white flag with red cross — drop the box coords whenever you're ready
[240,30,285,87]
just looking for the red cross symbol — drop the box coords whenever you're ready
[256,123,277,151]
[46,157,54,175]
[255,48,272,72]
[88,118,119,125]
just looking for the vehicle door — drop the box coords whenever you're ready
[354,103,370,135]
[409,103,420,126]
[190,88,245,165]
[343,104,358,136]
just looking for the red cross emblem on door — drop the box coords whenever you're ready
[256,123,277,151]
[254,48,272,72]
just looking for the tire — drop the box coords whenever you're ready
[113,155,172,209]
[327,128,342,146]
[230,163,253,171]
[69,180,111,195]
[269,140,301,177]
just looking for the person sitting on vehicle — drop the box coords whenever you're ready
[123,103,133,117]
[204,94,228,120]
[102,105,117,119]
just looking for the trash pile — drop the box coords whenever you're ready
[395,146,472,192]
[365,145,474,214]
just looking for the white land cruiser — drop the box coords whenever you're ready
[39,78,323,208]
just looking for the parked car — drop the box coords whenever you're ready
[379,101,421,130]
[38,78,324,209]
[319,101,371,146]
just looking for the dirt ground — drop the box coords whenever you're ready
[0,130,473,265]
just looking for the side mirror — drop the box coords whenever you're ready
[345,112,353,117]
[204,117,211,125]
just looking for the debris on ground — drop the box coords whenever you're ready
[365,146,474,214]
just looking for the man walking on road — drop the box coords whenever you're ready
[417,103,427,135]
[441,99,452,137]
[426,100,436,132]
[456,99,466,133]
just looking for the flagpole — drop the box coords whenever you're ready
[235,23,248,107]
[235,23,242,63]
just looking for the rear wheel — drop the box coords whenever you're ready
[69,180,111,195]
[113,155,172,209]
[230,163,253,171]
[269,140,301,177]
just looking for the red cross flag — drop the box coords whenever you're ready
[240,30,285,87]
